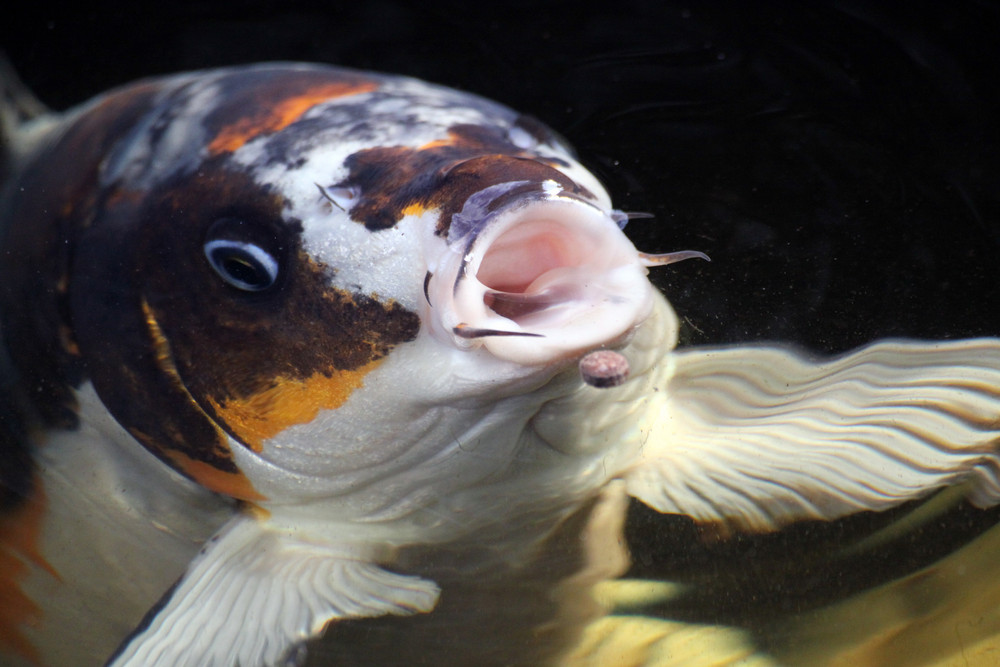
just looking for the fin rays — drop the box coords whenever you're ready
[627,339,1000,531]
[110,517,439,667]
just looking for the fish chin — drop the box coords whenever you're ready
[426,189,655,366]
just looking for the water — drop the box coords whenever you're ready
[3,1,1000,665]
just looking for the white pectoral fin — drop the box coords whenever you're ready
[627,339,1000,531]
[108,515,440,667]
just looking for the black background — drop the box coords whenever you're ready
[5,0,999,354]
[5,0,1000,651]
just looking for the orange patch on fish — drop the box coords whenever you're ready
[142,300,182,385]
[127,427,264,502]
[0,489,60,665]
[208,81,379,155]
[208,360,382,451]
[244,503,272,521]
[418,138,453,150]
[401,203,427,217]
[163,450,267,502]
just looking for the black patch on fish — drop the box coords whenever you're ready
[337,123,595,234]
[69,160,243,473]
[70,157,419,473]
[1,78,173,508]
[512,114,556,146]
[0,77,167,432]
[3,68,418,487]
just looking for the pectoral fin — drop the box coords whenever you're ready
[108,515,440,667]
[627,339,1000,531]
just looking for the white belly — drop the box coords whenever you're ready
[15,384,233,666]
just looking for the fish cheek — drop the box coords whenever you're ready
[69,193,261,499]
[72,166,421,497]
[152,245,423,456]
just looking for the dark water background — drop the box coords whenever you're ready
[4,1,1000,662]
[7,1,999,348]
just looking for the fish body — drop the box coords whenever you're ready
[1,62,1000,666]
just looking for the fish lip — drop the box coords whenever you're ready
[425,180,654,366]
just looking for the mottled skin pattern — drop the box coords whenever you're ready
[0,63,626,664]
[1,65,488,496]
[338,124,587,233]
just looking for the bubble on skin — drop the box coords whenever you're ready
[579,350,630,388]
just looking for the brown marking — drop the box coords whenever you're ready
[0,487,59,665]
[207,359,383,451]
[208,80,379,155]
[338,124,595,233]
[177,270,419,447]
[141,231,420,440]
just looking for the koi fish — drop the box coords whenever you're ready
[2,61,999,666]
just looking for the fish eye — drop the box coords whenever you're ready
[203,216,284,292]
[204,239,279,291]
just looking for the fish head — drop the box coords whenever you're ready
[23,64,671,509]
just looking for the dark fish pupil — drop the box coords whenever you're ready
[222,252,267,287]
[207,245,276,291]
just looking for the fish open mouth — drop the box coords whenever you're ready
[476,215,617,324]
[426,183,656,365]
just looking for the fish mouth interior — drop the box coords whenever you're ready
[476,217,594,323]
[433,193,653,365]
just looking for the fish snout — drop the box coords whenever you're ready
[425,182,656,366]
